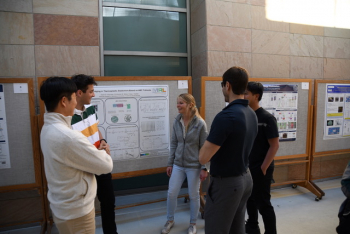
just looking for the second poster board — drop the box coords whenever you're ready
[313,80,350,156]
[201,77,313,159]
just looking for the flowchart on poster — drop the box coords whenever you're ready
[90,86,170,161]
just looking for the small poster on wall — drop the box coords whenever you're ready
[91,85,170,161]
[324,84,350,140]
[260,84,298,141]
[0,84,11,169]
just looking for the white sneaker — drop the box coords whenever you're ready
[161,221,174,234]
[188,224,197,234]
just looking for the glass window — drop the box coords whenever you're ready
[104,56,188,76]
[103,7,187,53]
[102,0,186,8]
[101,1,189,76]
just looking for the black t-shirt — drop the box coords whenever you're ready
[207,99,258,177]
[249,107,279,169]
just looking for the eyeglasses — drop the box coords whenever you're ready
[221,81,225,87]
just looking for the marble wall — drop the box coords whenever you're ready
[190,0,350,181]
[0,0,100,113]
[191,0,350,84]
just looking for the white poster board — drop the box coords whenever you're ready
[91,85,170,161]
[323,84,350,140]
[260,84,298,141]
[0,84,11,169]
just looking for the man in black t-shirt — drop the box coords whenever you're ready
[199,67,258,234]
[244,82,279,234]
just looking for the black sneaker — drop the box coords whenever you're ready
[245,224,261,234]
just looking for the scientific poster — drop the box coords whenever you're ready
[91,85,170,161]
[324,84,350,140]
[0,84,11,169]
[260,84,298,141]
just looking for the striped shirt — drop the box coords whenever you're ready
[71,106,100,148]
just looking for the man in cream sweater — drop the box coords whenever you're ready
[40,77,113,234]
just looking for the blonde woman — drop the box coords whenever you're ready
[161,94,208,234]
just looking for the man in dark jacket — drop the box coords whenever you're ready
[199,66,258,234]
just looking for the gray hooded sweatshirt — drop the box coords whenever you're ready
[167,114,208,169]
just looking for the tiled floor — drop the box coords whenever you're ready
[0,178,344,234]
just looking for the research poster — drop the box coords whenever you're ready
[91,85,170,161]
[0,84,11,169]
[324,84,350,140]
[260,84,298,141]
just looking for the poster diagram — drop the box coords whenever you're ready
[324,84,350,140]
[0,84,11,169]
[260,84,298,141]
[91,86,170,161]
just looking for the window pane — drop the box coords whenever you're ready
[104,56,187,76]
[103,0,186,8]
[103,7,187,53]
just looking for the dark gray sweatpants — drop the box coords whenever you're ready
[205,170,253,234]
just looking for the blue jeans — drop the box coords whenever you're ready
[167,165,201,224]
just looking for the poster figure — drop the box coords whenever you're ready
[92,85,170,161]
[0,84,11,169]
[324,84,350,140]
[260,84,298,141]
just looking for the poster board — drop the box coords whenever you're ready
[201,77,313,160]
[313,80,350,156]
[0,78,41,192]
[38,76,192,179]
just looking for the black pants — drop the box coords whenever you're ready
[336,197,350,234]
[95,173,118,234]
[246,166,276,234]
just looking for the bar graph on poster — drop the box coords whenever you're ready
[259,84,298,141]
[90,85,170,161]
[0,84,11,169]
[324,84,350,140]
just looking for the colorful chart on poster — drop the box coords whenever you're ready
[324,84,350,140]
[260,84,298,141]
[90,85,170,161]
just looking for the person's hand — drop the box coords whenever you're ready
[200,169,208,182]
[261,165,267,175]
[99,141,110,155]
[166,166,173,177]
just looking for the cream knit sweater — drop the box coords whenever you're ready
[40,113,113,220]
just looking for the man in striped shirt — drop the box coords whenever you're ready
[71,74,118,234]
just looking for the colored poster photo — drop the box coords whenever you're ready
[324,84,350,140]
[260,84,298,141]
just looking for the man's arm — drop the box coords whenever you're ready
[199,140,221,165]
[98,130,110,155]
[67,132,113,175]
[261,137,279,175]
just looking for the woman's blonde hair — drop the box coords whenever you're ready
[178,93,203,120]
